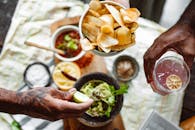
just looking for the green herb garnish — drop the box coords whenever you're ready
[64,34,71,41]
[67,41,78,50]
[57,43,66,50]
[80,80,128,118]
[11,121,22,130]
[113,83,128,96]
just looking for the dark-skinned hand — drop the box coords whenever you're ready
[16,87,93,121]
[144,22,195,93]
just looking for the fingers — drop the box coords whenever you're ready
[52,88,77,100]
[144,39,168,83]
[183,55,194,69]
[50,97,93,114]
[64,88,77,100]
[106,0,130,8]
[61,99,94,112]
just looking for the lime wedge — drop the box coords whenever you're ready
[73,91,90,103]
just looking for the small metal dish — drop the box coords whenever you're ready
[113,55,139,82]
[23,62,52,89]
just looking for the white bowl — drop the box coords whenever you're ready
[79,1,126,57]
[51,25,86,62]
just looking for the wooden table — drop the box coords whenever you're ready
[55,53,125,130]
[63,114,125,130]
[0,0,194,124]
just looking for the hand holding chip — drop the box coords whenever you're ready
[107,0,130,8]
[80,0,140,54]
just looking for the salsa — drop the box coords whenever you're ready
[55,30,82,58]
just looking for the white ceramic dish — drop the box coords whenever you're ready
[51,25,85,62]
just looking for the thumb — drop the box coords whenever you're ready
[183,55,194,69]
[106,0,130,8]
[64,88,77,100]
[55,88,77,101]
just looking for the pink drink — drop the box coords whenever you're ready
[151,56,190,95]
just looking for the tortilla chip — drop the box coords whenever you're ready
[88,9,100,17]
[111,43,134,51]
[97,8,110,15]
[97,33,118,48]
[101,24,114,36]
[125,22,139,33]
[80,38,95,51]
[131,33,135,43]
[99,45,111,53]
[82,23,99,42]
[84,15,105,27]
[120,8,140,23]
[105,4,124,27]
[115,27,132,45]
[89,0,102,11]
[99,14,114,27]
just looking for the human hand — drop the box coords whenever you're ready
[17,87,93,121]
[144,22,195,85]
[106,0,130,8]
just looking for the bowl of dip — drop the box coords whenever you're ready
[24,62,52,89]
[74,72,123,127]
[51,25,86,62]
[113,55,139,82]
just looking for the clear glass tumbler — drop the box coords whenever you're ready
[151,56,190,95]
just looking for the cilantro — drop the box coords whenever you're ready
[64,34,71,41]
[113,83,128,96]
[11,121,22,130]
[67,41,78,50]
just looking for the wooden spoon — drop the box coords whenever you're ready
[25,41,65,55]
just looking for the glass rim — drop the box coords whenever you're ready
[153,56,191,93]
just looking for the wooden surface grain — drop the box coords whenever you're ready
[54,53,125,130]
[63,114,125,130]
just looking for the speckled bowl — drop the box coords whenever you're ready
[74,72,123,127]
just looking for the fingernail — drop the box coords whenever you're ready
[69,88,77,94]
[88,99,94,103]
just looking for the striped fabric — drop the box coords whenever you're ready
[12,60,64,130]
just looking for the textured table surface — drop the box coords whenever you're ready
[0,0,194,124]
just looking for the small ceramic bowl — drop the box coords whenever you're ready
[74,72,123,127]
[24,62,52,89]
[51,25,86,62]
[79,1,126,57]
[113,55,139,82]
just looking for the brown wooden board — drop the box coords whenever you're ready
[52,17,125,130]
[54,53,125,130]
[63,114,125,130]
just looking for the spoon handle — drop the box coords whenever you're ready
[25,41,65,55]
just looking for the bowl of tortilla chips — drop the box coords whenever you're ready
[79,0,140,56]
